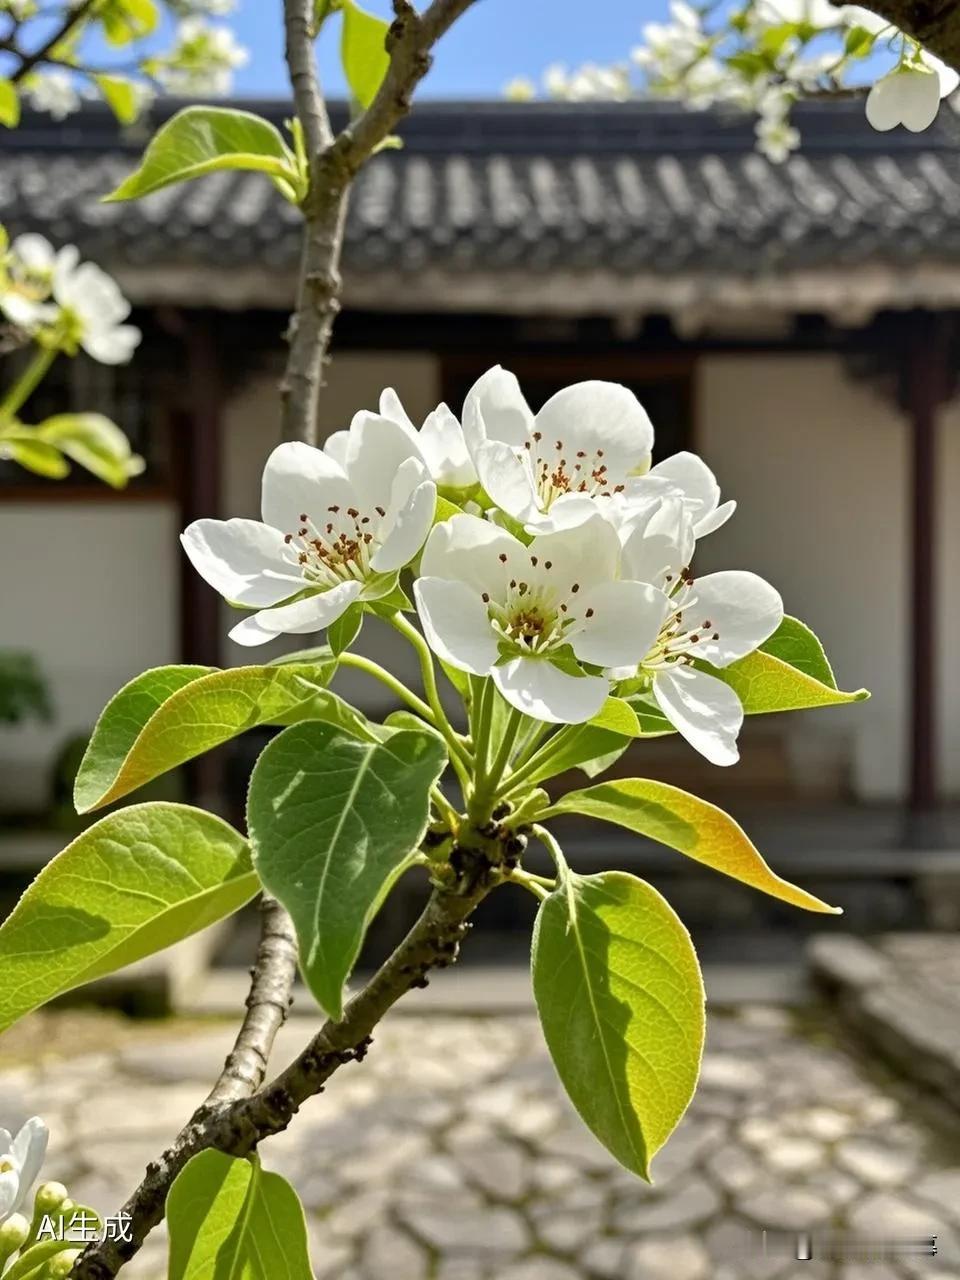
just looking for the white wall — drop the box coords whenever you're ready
[221,352,442,714]
[696,355,911,801]
[0,501,179,810]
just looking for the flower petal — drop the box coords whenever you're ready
[260,441,353,532]
[82,324,141,365]
[570,580,670,668]
[378,387,419,440]
[533,381,654,475]
[899,67,942,131]
[493,657,609,724]
[324,429,350,468]
[421,513,520,601]
[695,499,736,538]
[690,570,784,667]
[653,666,743,766]
[414,577,499,675]
[620,496,693,587]
[0,1169,19,1221]
[345,412,425,510]
[419,403,477,489]
[10,1117,47,1214]
[865,75,905,131]
[524,492,602,535]
[530,511,621,595]
[473,440,539,523]
[461,365,534,455]
[229,582,362,646]
[180,519,302,607]
[372,471,436,572]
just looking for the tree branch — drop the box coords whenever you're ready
[278,0,480,446]
[71,866,499,1280]
[204,896,299,1106]
[831,0,960,72]
[9,0,97,83]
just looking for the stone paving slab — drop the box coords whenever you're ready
[811,933,960,1109]
[3,1004,960,1280]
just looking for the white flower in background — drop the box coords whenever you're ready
[866,51,959,131]
[504,77,536,101]
[53,255,141,364]
[25,71,81,120]
[414,512,668,724]
[183,425,436,646]
[461,366,658,534]
[755,0,841,27]
[375,389,478,494]
[156,18,249,96]
[0,234,70,329]
[645,451,735,538]
[840,5,893,35]
[633,1,705,79]
[755,110,802,163]
[0,1118,48,1224]
[612,509,784,763]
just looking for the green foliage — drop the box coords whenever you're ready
[104,107,303,203]
[340,0,391,108]
[247,721,446,1020]
[532,870,704,1180]
[0,803,257,1034]
[74,661,342,813]
[93,74,142,125]
[327,603,364,656]
[0,79,20,129]
[33,413,145,487]
[98,0,159,46]
[167,1151,313,1280]
[547,778,840,912]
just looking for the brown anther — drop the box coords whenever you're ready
[570,582,579,593]
[585,608,594,618]
[544,560,552,570]
[560,602,568,612]
[298,527,308,537]
[614,484,625,493]
[499,553,508,563]
[361,516,370,524]
[596,449,604,458]
[712,632,720,640]
[375,505,386,517]
[284,533,293,544]
[702,620,712,628]
[328,505,340,513]
[510,579,517,589]
[576,450,586,458]
[555,440,562,450]
[533,431,542,441]
[300,513,308,522]
[326,523,334,534]
[481,592,490,603]
[530,556,538,566]
[298,553,308,565]
[347,507,359,519]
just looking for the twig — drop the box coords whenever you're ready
[9,0,97,83]
[71,870,497,1280]
[204,896,299,1105]
[278,0,481,446]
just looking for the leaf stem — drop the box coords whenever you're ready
[472,702,524,819]
[386,612,472,777]
[430,783,460,831]
[508,868,550,901]
[496,724,580,803]
[337,651,435,722]
[469,675,494,779]
[0,344,56,422]
[533,823,571,882]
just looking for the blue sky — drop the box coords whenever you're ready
[229,0,659,99]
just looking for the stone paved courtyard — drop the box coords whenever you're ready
[3,1002,960,1280]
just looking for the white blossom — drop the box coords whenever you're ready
[0,234,70,329]
[0,1118,48,1224]
[52,254,141,365]
[183,424,436,646]
[611,508,784,764]
[155,18,248,96]
[368,389,478,494]
[865,54,958,132]
[414,512,668,724]
[25,71,81,120]
[460,366,658,534]
[755,111,802,162]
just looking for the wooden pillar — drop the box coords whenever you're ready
[903,315,951,827]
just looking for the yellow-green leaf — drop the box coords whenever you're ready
[75,661,342,813]
[0,79,20,129]
[546,778,841,913]
[104,106,298,202]
[533,870,704,1180]
[1,437,70,479]
[0,803,258,1034]
[341,0,390,108]
[94,74,141,125]
[36,413,144,488]
[168,1152,313,1280]
[99,0,159,46]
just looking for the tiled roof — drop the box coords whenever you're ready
[3,98,960,311]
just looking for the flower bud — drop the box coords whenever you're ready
[32,1183,69,1218]
[0,1212,30,1264]
[40,1247,80,1279]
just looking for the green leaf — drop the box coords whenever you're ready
[532,870,704,1180]
[340,0,390,108]
[0,438,69,479]
[588,696,641,737]
[75,662,340,813]
[760,615,836,685]
[94,74,142,125]
[104,107,298,203]
[844,23,878,55]
[547,779,841,913]
[35,413,144,488]
[327,603,364,656]
[433,495,466,526]
[0,79,20,129]
[523,725,630,787]
[248,722,446,1020]
[0,803,257,1034]
[167,1151,313,1280]
[99,0,159,45]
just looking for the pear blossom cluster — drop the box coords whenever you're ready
[184,368,784,765]
[0,233,140,365]
[507,0,960,161]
